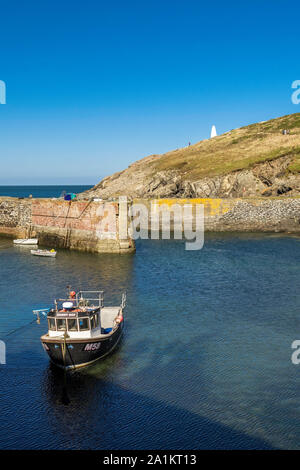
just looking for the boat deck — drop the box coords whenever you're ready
[101,307,122,329]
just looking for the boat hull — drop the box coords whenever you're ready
[31,250,56,257]
[14,238,38,245]
[41,321,124,370]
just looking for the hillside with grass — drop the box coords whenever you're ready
[79,113,300,200]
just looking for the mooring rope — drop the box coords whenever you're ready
[2,309,48,338]
[2,318,37,338]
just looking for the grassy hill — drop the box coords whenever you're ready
[79,113,300,200]
[154,113,300,180]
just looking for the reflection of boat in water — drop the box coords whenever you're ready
[13,238,38,245]
[33,289,126,370]
[31,249,57,258]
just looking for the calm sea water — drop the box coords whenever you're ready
[0,232,300,449]
[0,185,93,198]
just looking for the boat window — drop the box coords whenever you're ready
[67,319,78,331]
[48,318,56,331]
[95,314,99,327]
[57,319,67,331]
[78,318,89,331]
[90,316,95,329]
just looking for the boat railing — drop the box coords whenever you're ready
[55,290,104,310]
[77,291,104,307]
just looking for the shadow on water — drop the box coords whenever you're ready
[42,360,274,450]
[40,326,276,451]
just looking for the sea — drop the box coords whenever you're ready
[0,185,93,199]
[0,186,300,449]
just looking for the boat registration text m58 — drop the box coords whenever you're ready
[84,342,101,351]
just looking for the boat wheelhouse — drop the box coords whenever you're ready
[35,290,125,370]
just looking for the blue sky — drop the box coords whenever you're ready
[0,0,299,184]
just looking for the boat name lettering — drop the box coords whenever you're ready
[84,343,101,351]
[57,313,76,317]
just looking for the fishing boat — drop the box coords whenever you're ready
[33,289,125,370]
[31,249,57,257]
[13,238,38,245]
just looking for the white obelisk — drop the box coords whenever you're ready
[210,125,217,138]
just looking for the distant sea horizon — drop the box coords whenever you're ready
[0,185,94,198]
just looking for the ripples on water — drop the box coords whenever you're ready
[0,233,300,449]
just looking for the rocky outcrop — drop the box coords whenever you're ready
[78,154,300,200]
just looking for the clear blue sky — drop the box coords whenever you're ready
[0,0,299,184]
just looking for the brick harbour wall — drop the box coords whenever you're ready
[0,197,135,253]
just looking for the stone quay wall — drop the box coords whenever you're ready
[134,197,300,233]
[0,197,135,253]
[0,196,299,254]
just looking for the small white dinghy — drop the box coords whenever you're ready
[31,249,57,258]
[13,238,38,245]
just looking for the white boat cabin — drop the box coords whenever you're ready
[45,291,124,339]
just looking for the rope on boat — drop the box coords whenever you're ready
[61,332,71,404]
[61,332,67,366]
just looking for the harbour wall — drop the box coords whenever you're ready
[0,196,299,254]
[134,197,300,233]
[0,197,135,253]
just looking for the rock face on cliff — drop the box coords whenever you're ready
[79,113,300,200]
